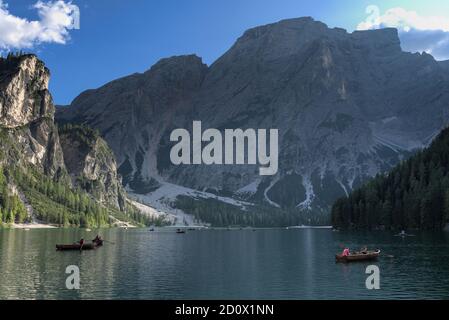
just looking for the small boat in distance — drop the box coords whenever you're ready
[176,229,186,234]
[56,243,96,251]
[286,225,333,229]
[395,230,415,237]
[335,249,381,263]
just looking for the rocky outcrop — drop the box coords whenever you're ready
[0,54,65,178]
[57,17,449,215]
[0,55,54,127]
[0,54,128,213]
[59,125,126,210]
[57,54,208,191]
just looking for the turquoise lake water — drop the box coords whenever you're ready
[1,228,448,299]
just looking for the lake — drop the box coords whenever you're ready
[1,227,449,299]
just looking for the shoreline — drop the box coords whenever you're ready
[1,223,139,230]
[11,223,58,229]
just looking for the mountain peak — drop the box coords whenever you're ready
[351,27,401,52]
[241,17,328,37]
[0,53,53,128]
[146,54,207,74]
[222,17,402,65]
[237,16,331,46]
[143,54,208,93]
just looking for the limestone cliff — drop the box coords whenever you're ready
[0,54,140,226]
[0,54,65,178]
[59,125,126,210]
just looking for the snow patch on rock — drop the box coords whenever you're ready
[128,182,253,226]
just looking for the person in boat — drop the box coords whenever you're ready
[79,238,85,251]
[360,246,368,254]
[342,248,350,256]
[93,235,102,243]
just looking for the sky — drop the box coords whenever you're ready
[1,0,449,105]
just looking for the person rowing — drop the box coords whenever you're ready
[92,235,104,246]
[342,248,350,257]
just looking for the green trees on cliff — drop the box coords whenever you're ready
[0,164,166,228]
[332,127,449,231]
[2,166,110,227]
[0,166,28,225]
[175,195,329,227]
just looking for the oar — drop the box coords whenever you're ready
[374,248,394,258]
[102,239,116,245]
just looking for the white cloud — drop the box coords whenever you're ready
[0,0,79,50]
[357,6,449,60]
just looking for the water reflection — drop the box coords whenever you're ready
[1,228,449,299]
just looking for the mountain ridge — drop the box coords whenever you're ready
[56,17,449,225]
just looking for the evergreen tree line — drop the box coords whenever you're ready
[175,195,329,227]
[332,127,449,231]
[1,51,27,60]
[8,166,110,227]
[1,165,168,228]
[0,167,28,225]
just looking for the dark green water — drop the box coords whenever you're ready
[1,228,448,299]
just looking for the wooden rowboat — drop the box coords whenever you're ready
[335,249,381,263]
[56,240,103,251]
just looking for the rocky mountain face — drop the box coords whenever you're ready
[59,125,126,210]
[0,54,127,216]
[57,17,449,217]
[440,60,449,72]
[58,54,208,193]
[0,54,66,178]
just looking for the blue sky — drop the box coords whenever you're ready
[2,0,449,105]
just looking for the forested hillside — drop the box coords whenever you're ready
[332,127,449,231]
[175,195,329,227]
